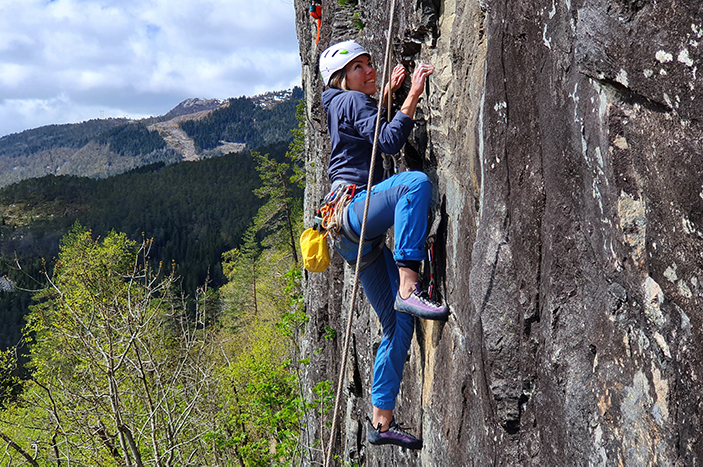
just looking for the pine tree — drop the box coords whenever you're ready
[251,99,307,264]
[252,152,298,264]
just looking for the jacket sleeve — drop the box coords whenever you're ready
[349,92,414,155]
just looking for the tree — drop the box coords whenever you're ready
[222,224,261,318]
[252,152,299,264]
[216,244,307,466]
[251,99,307,264]
[3,223,221,466]
[287,100,307,190]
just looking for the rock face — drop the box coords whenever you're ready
[294,0,703,465]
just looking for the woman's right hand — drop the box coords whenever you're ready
[408,63,434,97]
[400,62,434,119]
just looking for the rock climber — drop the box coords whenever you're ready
[319,39,448,450]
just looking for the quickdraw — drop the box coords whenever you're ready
[426,239,436,299]
[309,0,322,44]
[315,183,357,241]
[425,210,442,300]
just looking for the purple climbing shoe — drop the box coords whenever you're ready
[394,283,449,320]
[367,416,422,450]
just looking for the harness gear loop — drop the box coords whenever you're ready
[309,0,322,44]
[382,152,397,179]
[324,0,397,465]
[316,183,357,240]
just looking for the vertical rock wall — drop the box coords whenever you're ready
[294,0,703,464]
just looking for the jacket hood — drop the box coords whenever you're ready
[322,88,345,113]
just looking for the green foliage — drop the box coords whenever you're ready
[213,108,321,462]
[277,268,308,338]
[288,99,308,189]
[352,11,364,31]
[0,211,325,464]
[4,223,222,465]
[311,379,335,441]
[0,347,22,409]
[252,151,301,263]
[211,325,301,466]
[249,98,306,265]
[221,224,261,320]
[336,0,364,31]
[217,237,307,464]
[323,325,337,341]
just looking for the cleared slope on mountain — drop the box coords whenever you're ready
[0,90,301,187]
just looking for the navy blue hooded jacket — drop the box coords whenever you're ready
[322,88,414,189]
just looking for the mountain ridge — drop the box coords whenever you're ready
[0,88,300,188]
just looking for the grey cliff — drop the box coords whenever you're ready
[294,0,703,465]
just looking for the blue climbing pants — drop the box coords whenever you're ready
[334,170,431,410]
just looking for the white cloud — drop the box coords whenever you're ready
[0,0,300,137]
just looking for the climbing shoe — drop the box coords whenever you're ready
[366,416,422,450]
[394,284,448,320]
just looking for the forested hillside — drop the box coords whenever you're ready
[181,87,304,151]
[0,98,312,465]
[0,88,301,188]
[0,119,180,188]
[0,140,300,349]
[0,89,314,465]
[0,119,127,157]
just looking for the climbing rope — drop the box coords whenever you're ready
[323,0,397,465]
[382,71,398,179]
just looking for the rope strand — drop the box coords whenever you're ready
[323,0,397,465]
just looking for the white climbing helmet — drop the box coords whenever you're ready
[319,40,370,86]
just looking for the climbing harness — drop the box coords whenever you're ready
[323,0,398,465]
[382,152,397,179]
[309,0,322,44]
[301,184,356,273]
[317,183,357,241]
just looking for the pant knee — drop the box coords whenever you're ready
[404,171,431,203]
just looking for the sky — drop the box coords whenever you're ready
[0,0,301,138]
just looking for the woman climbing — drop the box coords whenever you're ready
[319,39,448,450]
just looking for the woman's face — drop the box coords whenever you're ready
[344,55,377,95]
